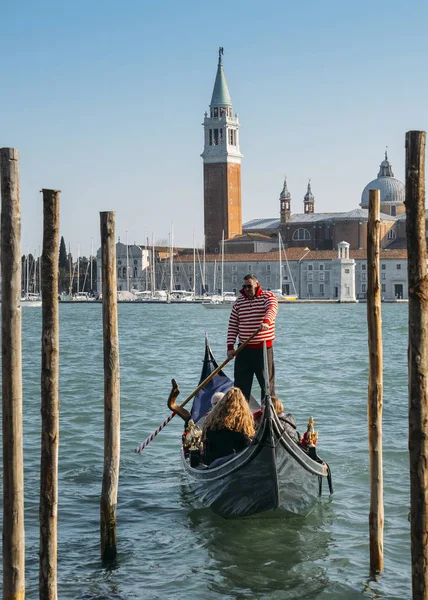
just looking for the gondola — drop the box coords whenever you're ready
[179,338,333,518]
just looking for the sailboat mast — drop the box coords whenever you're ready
[213,259,217,293]
[279,233,282,294]
[68,243,72,296]
[221,230,224,298]
[26,247,29,296]
[89,238,94,294]
[152,233,156,293]
[77,243,80,294]
[169,225,174,294]
[126,230,130,292]
[193,231,196,296]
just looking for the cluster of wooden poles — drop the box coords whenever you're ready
[1,148,120,599]
[367,130,428,600]
[1,130,428,598]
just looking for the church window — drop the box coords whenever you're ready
[117,268,121,278]
[214,107,218,117]
[292,228,311,241]
[391,205,397,216]
[134,259,138,265]
[308,264,313,271]
[382,263,386,270]
[209,129,213,145]
[396,264,401,270]
[345,269,350,274]
[319,264,324,270]
[387,229,396,240]
[133,267,137,278]
[362,284,367,293]
[220,129,223,141]
[320,284,324,295]
[213,129,219,145]
[319,272,324,281]
[362,264,366,270]
[220,107,226,117]
[266,264,271,272]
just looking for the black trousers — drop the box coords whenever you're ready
[234,345,275,401]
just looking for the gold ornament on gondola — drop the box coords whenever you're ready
[182,420,203,452]
[300,416,318,448]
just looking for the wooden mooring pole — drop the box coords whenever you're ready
[1,148,25,599]
[405,130,428,600]
[100,211,120,561]
[39,189,60,599]
[367,188,384,574]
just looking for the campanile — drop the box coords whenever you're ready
[201,48,243,253]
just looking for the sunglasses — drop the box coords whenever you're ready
[242,284,255,289]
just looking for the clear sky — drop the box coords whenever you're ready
[1,0,427,257]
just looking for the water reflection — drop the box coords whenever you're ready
[186,503,334,599]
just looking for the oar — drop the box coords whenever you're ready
[133,327,261,453]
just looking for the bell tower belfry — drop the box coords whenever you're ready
[201,48,243,253]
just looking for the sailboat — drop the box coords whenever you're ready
[202,231,237,309]
[21,252,42,307]
[276,232,298,301]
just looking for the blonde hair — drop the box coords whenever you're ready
[271,396,284,415]
[203,387,255,438]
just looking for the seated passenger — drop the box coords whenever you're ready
[253,396,299,443]
[202,387,254,466]
[211,391,224,407]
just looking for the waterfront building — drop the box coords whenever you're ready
[201,48,243,253]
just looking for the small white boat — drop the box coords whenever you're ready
[21,293,42,307]
[202,292,237,309]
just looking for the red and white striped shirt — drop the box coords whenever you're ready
[227,286,278,350]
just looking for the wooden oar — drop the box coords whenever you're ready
[133,327,262,453]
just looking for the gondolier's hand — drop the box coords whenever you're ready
[260,322,269,331]
[227,349,236,360]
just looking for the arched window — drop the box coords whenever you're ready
[117,268,121,278]
[122,267,127,278]
[292,228,311,241]
[387,229,396,240]
[133,267,137,278]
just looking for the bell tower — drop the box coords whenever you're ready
[201,48,243,253]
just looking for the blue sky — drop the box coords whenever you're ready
[1,0,427,256]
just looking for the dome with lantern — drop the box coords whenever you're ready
[360,151,405,209]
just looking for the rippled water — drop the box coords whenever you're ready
[1,303,411,599]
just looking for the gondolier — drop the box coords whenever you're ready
[227,274,278,400]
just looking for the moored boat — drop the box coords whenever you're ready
[179,339,332,518]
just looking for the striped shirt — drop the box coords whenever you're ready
[227,287,278,350]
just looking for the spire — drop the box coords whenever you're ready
[210,47,232,107]
[304,180,315,214]
[304,180,314,201]
[280,176,291,199]
[377,148,394,178]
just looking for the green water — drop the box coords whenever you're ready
[0,303,411,599]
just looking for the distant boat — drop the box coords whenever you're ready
[202,291,237,309]
[21,293,42,307]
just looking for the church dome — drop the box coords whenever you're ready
[360,152,405,208]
